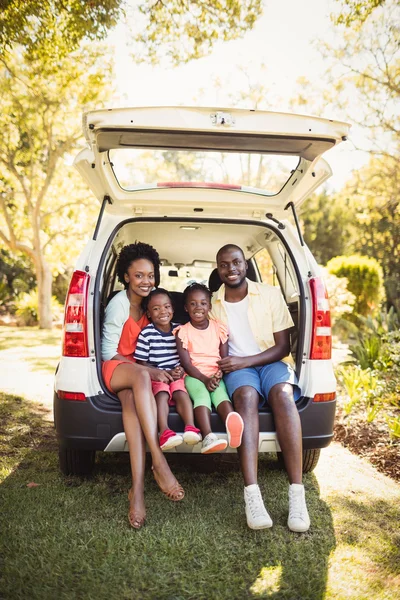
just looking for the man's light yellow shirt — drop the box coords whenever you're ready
[210,279,294,365]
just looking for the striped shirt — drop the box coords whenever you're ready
[134,323,180,369]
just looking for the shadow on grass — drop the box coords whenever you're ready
[0,393,335,600]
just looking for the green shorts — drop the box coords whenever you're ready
[184,376,231,410]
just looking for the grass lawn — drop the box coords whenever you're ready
[1,393,400,600]
[0,326,399,599]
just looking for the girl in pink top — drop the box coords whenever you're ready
[174,283,244,454]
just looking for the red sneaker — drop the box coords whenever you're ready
[159,429,183,451]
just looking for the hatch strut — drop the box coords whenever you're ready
[285,201,312,276]
[284,201,304,246]
[93,195,113,240]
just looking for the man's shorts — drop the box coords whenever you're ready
[223,361,301,408]
[151,377,187,405]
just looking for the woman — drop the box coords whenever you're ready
[101,242,184,529]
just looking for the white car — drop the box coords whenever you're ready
[54,106,350,475]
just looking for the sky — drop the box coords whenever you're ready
[105,0,370,191]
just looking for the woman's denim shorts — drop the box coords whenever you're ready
[223,361,301,407]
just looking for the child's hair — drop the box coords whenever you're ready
[183,282,212,306]
[143,287,174,312]
[116,242,161,289]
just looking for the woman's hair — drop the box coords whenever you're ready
[143,287,174,312]
[183,282,212,306]
[116,242,161,289]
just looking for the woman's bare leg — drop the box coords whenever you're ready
[118,388,146,526]
[110,363,184,495]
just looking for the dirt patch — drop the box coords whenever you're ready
[334,405,400,482]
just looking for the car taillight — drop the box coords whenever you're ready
[58,390,86,401]
[313,392,336,402]
[309,277,331,360]
[62,270,90,357]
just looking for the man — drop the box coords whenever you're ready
[211,244,310,532]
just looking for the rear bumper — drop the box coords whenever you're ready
[54,391,336,452]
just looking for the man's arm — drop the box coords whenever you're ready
[218,329,291,373]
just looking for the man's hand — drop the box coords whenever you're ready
[218,356,248,373]
[150,369,174,383]
[169,365,184,380]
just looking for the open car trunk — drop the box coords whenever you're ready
[93,217,305,421]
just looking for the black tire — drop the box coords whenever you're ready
[58,447,96,476]
[276,448,321,474]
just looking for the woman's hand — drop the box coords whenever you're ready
[150,369,174,383]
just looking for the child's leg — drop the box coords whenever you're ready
[172,390,195,427]
[171,388,202,445]
[184,376,213,438]
[155,391,170,433]
[212,380,244,449]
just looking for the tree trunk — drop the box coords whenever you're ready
[36,258,53,329]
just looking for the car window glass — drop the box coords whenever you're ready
[109,148,299,196]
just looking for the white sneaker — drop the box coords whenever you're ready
[244,484,273,530]
[200,433,227,454]
[288,484,310,532]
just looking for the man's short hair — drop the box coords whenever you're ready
[216,244,246,263]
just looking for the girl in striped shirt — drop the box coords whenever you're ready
[135,288,202,451]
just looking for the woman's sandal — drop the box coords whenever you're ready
[128,489,146,529]
[151,466,185,502]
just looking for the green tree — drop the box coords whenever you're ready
[332,0,386,27]
[0,47,111,328]
[0,0,263,65]
[338,156,400,312]
[301,191,353,265]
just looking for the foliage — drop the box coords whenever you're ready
[332,0,387,27]
[321,268,356,328]
[340,156,400,313]
[337,365,383,416]
[15,290,63,326]
[327,254,384,316]
[349,333,382,369]
[135,0,263,65]
[0,249,35,308]
[301,191,353,265]
[338,315,400,439]
[1,0,263,66]
[0,46,112,327]
[0,1,123,60]
[322,0,399,157]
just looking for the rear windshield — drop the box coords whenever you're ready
[109,148,299,196]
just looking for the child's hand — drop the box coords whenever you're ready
[213,369,223,382]
[150,369,173,383]
[170,365,184,380]
[205,376,220,392]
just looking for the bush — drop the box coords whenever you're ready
[15,290,63,326]
[0,249,36,310]
[321,268,355,329]
[327,254,384,317]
